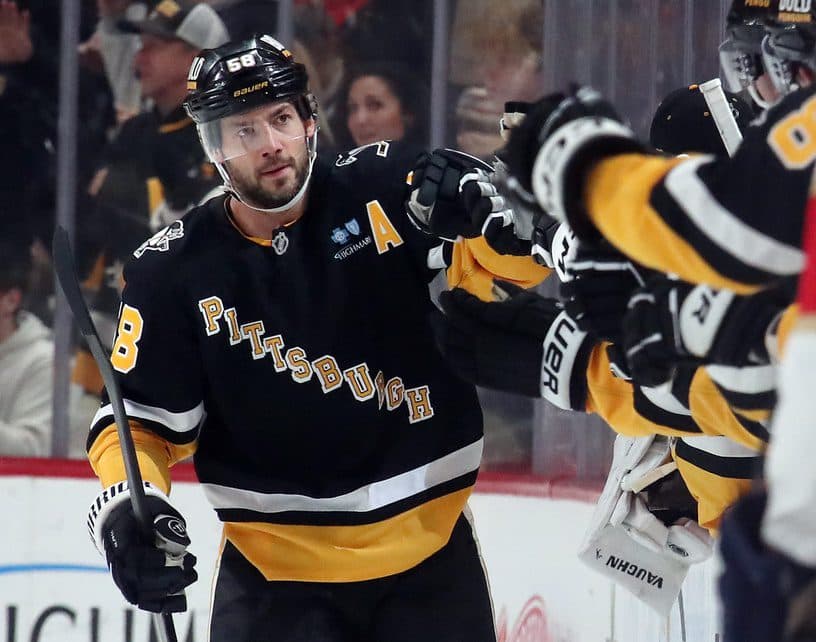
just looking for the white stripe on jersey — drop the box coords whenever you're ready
[92,399,205,435]
[427,242,448,270]
[706,364,777,395]
[201,438,483,514]
[639,385,692,416]
[680,435,761,458]
[665,157,804,276]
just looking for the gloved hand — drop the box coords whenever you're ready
[431,281,593,410]
[503,86,643,239]
[87,480,198,613]
[719,490,816,642]
[405,148,508,241]
[560,239,651,345]
[485,157,540,256]
[622,277,783,387]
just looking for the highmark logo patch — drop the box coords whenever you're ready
[331,218,372,260]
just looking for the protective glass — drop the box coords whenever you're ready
[198,104,309,163]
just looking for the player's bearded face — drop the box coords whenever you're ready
[222,108,314,211]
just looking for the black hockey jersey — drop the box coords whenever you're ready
[580,86,816,293]
[88,142,499,582]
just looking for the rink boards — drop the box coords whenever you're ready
[0,459,721,641]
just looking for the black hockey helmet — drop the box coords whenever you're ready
[762,2,816,95]
[184,34,320,213]
[184,34,314,126]
[719,0,776,105]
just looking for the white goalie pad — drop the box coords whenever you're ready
[578,434,713,615]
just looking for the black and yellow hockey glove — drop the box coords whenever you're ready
[503,86,644,240]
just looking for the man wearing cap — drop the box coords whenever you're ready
[71,1,229,402]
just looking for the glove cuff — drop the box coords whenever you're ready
[531,116,642,239]
[539,310,593,410]
[87,480,170,556]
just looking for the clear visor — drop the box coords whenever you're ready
[719,37,763,93]
[198,105,309,163]
[761,34,799,97]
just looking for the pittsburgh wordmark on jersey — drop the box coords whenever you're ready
[198,295,435,424]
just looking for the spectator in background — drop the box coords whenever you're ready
[333,61,429,150]
[0,0,115,248]
[81,0,149,122]
[450,0,543,159]
[0,235,53,457]
[71,0,228,427]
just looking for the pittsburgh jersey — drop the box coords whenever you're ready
[581,86,816,293]
[88,142,497,583]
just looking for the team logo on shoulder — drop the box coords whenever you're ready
[271,229,289,255]
[133,220,184,259]
[335,141,391,167]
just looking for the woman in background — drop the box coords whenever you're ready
[334,60,429,149]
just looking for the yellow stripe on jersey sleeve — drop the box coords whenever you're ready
[223,487,472,582]
[673,450,754,533]
[447,237,551,301]
[585,344,697,437]
[585,154,759,295]
[687,369,767,451]
[88,422,197,493]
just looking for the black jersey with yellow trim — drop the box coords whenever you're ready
[583,86,816,293]
[87,140,486,582]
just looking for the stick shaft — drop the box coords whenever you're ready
[52,227,177,642]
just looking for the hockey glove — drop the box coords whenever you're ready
[87,481,197,613]
[560,240,651,345]
[622,277,784,387]
[719,490,816,642]
[405,148,509,242]
[431,281,593,410]
[503,86,644,239]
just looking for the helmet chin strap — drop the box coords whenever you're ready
[218,129,319,214]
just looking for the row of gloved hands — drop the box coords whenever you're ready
[410,86,815,641]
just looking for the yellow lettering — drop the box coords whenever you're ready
[198,296,224,336]
[312,355,343,392]
[286,347,313,382]
[385,377,404,410]
[111,304,144,373]
[366,200,403,254]
[770,95,816,168]
[263,335,287,372]
[405,386,434,424]
[343,363,375,401]
[240,321,266,359]
[224,307,241,345]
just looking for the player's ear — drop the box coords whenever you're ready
[305,118,316,137]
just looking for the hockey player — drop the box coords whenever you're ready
[84,35,546,641]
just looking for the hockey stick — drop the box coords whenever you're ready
[699,79,744,158]
[52,226,178,642]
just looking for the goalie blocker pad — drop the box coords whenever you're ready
[578,434,711,615]
[539,309,592,411]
